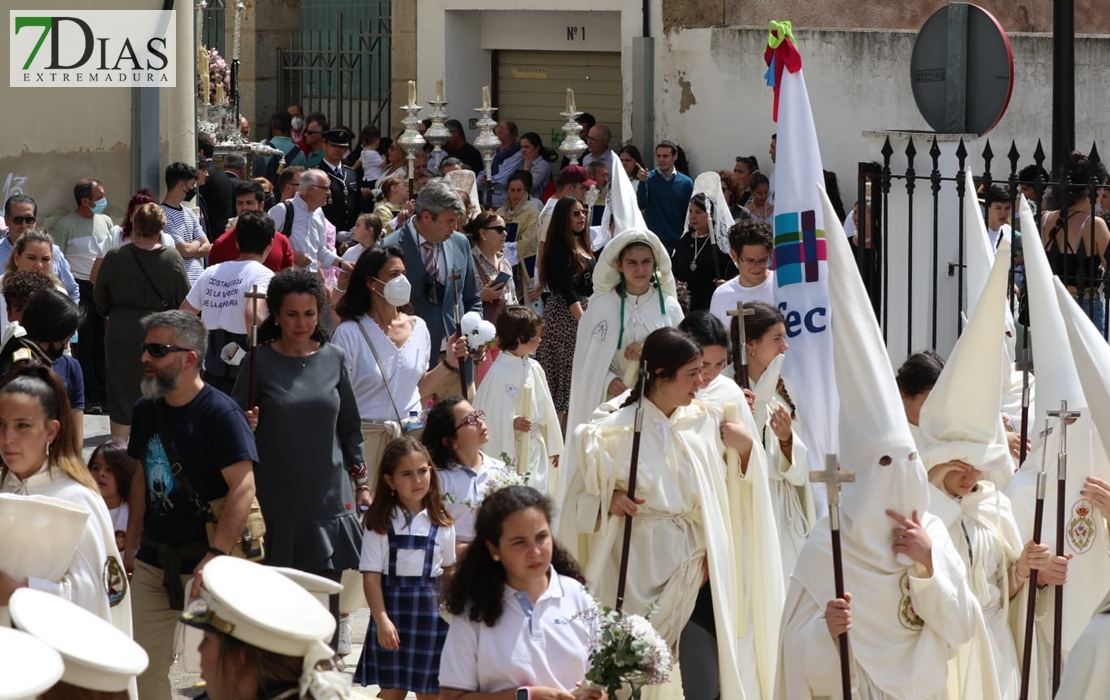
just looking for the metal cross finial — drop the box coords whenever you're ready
[811,455,856,527]
[1046,400,1081,480]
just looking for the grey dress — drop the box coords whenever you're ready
[232,342,363,572]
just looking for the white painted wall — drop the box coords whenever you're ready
[658,27,1110,194]
[417,0,642,140]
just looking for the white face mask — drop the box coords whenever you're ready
[375,275,411,307]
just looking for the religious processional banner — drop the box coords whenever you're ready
[765,22,839,499]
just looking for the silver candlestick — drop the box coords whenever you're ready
[397,80,426,193]
[425,81,451,164]
[473,85,501,209]
[558,87,587,165]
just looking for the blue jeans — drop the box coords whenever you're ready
[1080,295,1106,338]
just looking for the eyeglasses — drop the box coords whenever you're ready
[308,184,330,191]
[482,225,507,234]
[141,343,193,358]
[740,256,772,268]
[455,410,486,429]
[9,216,35,224]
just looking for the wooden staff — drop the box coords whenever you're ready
[810,455,856,699]
[1016,346,1033,465]
[727,301,755,388]
[1047,400,1080,696]
[615,361,648,612]
[245,284,267,408]
[1019,420,1052,700]
[447,269,471,400]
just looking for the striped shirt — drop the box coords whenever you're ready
[160,203,206,285]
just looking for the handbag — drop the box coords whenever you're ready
[154,399,265,561]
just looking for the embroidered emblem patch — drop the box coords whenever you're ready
[897,572,924,631]
[1068,499,1096,554]
[104,556,127,606]
[592,320,608,341]
[505,383,520,398]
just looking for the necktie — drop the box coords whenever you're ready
[335,165,343,179]
[422,241,439,279]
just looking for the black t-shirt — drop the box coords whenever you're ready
[129,384,258,567]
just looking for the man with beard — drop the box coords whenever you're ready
[123,310,258,700]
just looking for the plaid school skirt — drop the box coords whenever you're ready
[353,574,448,693]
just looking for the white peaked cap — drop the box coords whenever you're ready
[682,171,736,255]
[823,183,929,567]
[0,626,63,700]
[1017,195,1087,418]
[592,228,678,299]
[273,566,345,609]
[919,239,1012,471]
[607,150,647,234]
[180,556,336,657]
[1054,277,1110,458]
[9,588,147,692]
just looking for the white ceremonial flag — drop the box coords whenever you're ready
[765,23,838,507]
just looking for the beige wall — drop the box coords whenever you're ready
[0,0,197,229]
[664,0,1109,33]
[392,0,418,134]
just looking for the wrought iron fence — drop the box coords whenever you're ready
[277,6,392,136]
[203,0,226,58]
[855,136,1108,364]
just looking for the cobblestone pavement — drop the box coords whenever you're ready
[82,414,409,699]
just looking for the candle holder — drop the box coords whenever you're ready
[473,104,500,209]
[558,107,588,165]
[397,100,426,193]
[425,96,451,164]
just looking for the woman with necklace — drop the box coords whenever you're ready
[747,172,774,224]
[672,187,737,312]
[232,269,365,640]
[332,246,469,484]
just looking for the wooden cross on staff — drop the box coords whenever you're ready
[446,269,471,401]
[1019,421,1053,700]
[810,454,856,699]
[1046,399,1081,696]
[244,284,267,408]
[727,301,756,387]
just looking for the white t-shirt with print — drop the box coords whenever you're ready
[184,259,274,334]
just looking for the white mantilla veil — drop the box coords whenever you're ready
[681,171,735,255]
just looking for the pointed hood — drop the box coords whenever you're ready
[1054,277,1110,459]
[608,150,647,233]
[1018,194,1087,417]
[682,171,735,255]
[919,239,1012,472]
[964,168,995,315]
[824,183,928,569]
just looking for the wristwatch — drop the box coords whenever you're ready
[516,688,531,700]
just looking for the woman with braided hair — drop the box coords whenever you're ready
[737,300,815,584]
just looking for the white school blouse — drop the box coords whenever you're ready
[438,569,599,693]
[437,453,510,543]
[358,506,456,577]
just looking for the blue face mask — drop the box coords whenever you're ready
[90,197,108,214]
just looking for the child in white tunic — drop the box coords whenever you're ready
[473,305,563,498]
[423,396,515,560]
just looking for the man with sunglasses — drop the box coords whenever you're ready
[303,112,329,169]
[125,310,258,700]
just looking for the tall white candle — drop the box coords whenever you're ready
[408,79,416,106]
[481,85,490,110]
[565,87,572,112]
[435,79,443,103]
[518,383,533,475]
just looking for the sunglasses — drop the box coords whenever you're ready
[455,410,486,429]
[9,216,35,224]
[141,343,193,358]
[482,225,507,234]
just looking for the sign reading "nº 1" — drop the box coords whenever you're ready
[10,10,176,87]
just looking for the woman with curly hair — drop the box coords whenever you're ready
[231,269,364,639]
[439,486,602,700]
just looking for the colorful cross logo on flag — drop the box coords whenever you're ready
[773,209,827,286]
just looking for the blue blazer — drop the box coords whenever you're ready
[381,221,483,370]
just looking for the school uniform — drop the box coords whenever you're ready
[354,506,456,694]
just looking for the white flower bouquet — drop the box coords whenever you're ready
[480,459,530,500]
[583,606,672,699]
[460,311,497,359]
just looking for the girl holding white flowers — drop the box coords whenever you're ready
[424,396,517,560]
[439,485,603,700]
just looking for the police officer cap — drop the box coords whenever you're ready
[180,556,336,656]
[322,129,354,146]
[0,626,63,699]
[10,588,148,693]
